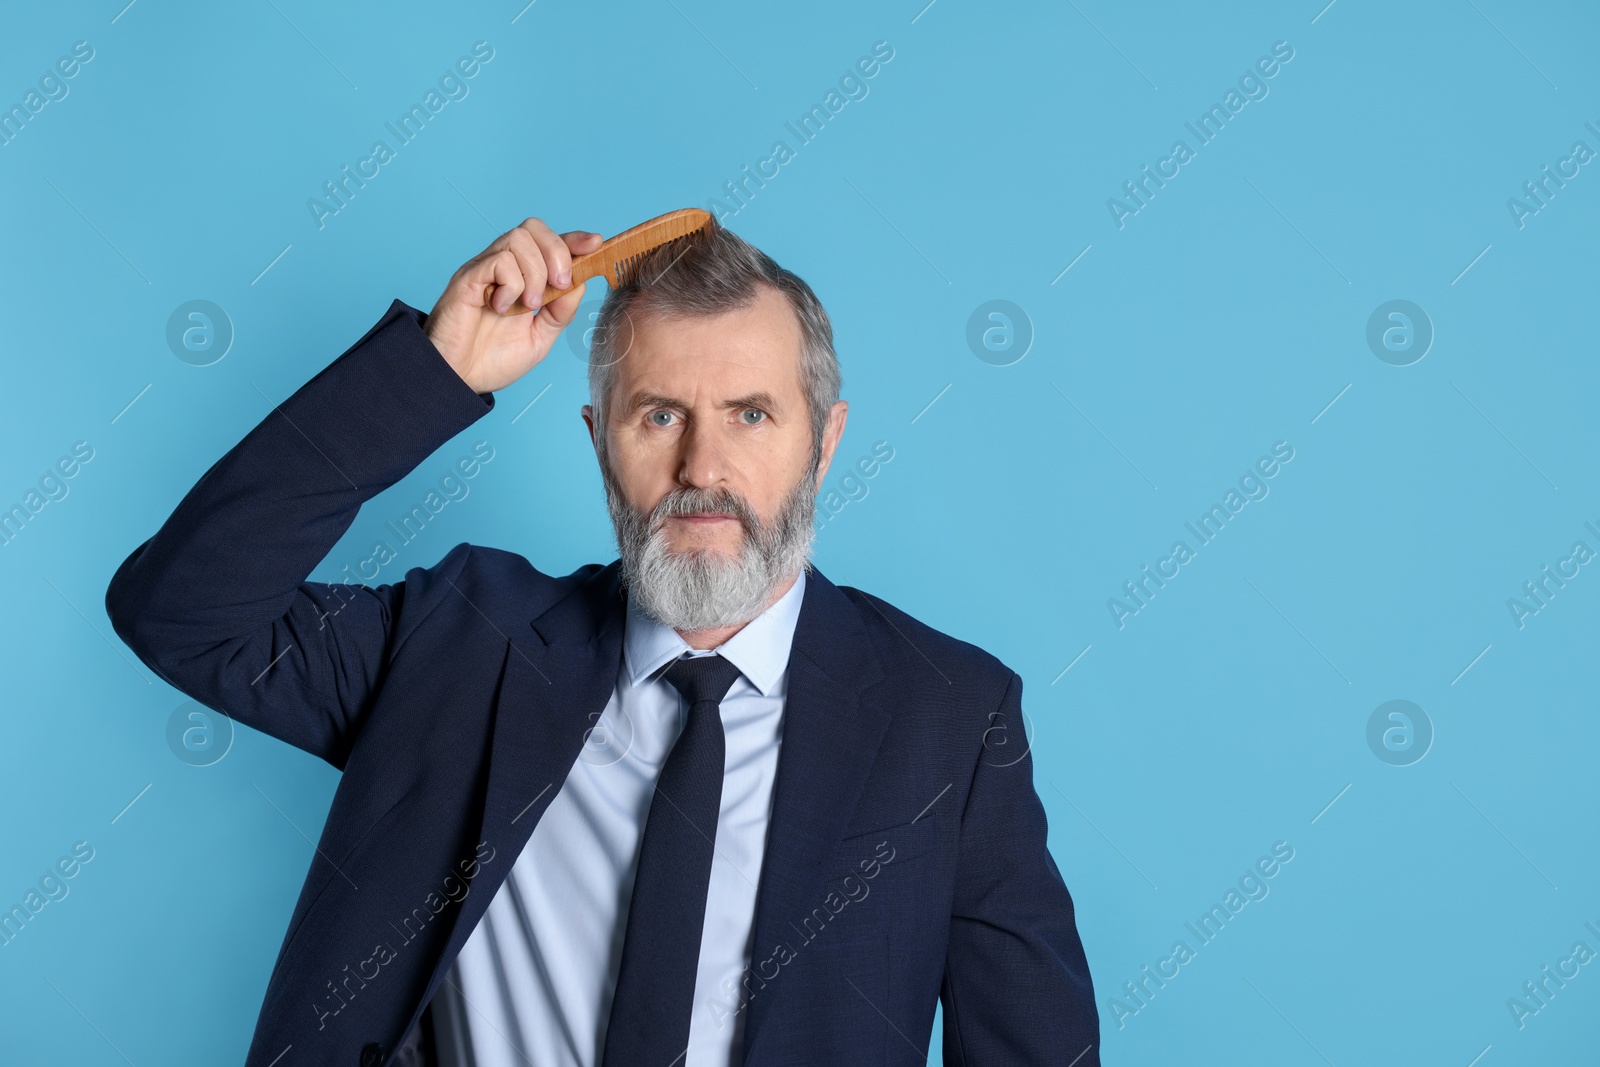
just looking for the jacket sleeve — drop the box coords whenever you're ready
[104,300,496,769]
[940,670,1101,1065]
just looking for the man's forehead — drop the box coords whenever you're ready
[611,291,805,403]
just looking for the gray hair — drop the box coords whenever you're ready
[586,220,841,471]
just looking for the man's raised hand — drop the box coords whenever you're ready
[424,218,604,394]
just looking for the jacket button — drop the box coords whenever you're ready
[359,1042,384,1067]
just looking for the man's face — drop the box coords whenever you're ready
[583,284,846,563]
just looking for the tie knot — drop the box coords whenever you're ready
[660,652,742,708]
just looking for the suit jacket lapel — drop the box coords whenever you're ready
[426,562,627,998]
[739,565,889,1063]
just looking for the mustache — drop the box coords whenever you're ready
[649,485,761,535]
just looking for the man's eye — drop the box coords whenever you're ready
[648,410,676,427]
[740,408,766,425]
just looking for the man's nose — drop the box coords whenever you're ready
[676,417,729,489]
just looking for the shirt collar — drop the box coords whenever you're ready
[622,568,807,697]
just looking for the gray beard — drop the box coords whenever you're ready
[600,453,817,632]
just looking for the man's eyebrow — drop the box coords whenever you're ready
[723,390,782,413]
[623,389,785,413]
[624,391,682,413]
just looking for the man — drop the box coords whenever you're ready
[105,217,1099,1066]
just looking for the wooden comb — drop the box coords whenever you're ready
[484,207,714,315]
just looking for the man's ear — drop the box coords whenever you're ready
[582,405,597,450]
[812,400,849,492]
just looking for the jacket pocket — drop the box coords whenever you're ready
[835,815,938,874]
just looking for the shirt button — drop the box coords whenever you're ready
[359,1041,384,1066]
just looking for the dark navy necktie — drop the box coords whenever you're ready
[602,652,743,1067]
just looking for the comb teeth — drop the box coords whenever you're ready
[613,234,692,289]
[612,251,639,287]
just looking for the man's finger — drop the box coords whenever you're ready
[525,224,576,295]
[504,228,549,311]
[533,278,588,346]
[560,230,604,254]
[472,249,524,314]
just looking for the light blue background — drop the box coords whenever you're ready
[2,0,1597,1063]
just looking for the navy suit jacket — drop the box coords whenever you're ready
[105,300,1100,1066]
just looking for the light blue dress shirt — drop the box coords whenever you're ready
[433,568,807,1067]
